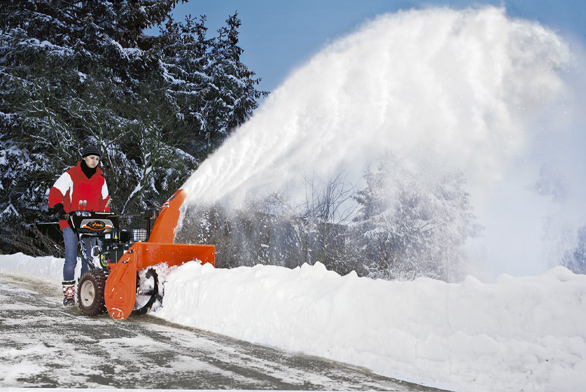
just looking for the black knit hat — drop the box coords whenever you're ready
[81,145,101,158]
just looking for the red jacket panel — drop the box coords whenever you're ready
[48,162,110,230]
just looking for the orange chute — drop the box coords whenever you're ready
[148,189,189,244]
[104,189,215,320]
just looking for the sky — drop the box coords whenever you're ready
[158,0,586,94]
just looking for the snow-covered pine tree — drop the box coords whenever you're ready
[204,13,267,153]
[562,224,586,274]
[157,12,268,161]
[350,157,481,282]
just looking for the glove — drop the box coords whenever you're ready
[51,203,67,220]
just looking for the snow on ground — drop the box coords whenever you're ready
[1,253,586,392]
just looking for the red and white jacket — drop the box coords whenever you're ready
[48,162,110,230]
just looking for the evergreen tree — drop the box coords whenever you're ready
[350,158,481,281]
[157,12,267,160]
[562,224,586,274]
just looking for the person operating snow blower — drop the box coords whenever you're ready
[48,145,110,306]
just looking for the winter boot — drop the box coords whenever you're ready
[62,280,75,307]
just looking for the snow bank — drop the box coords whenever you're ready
[0,253,67,280]
[156,262,586,392]
[2,254,586,392]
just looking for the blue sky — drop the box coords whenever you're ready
[160,0,586,94]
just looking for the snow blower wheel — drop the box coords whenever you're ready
[78,270,107,316]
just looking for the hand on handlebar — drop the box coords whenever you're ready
[51,203,67,221]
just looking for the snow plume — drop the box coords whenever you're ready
[181,6,585,278]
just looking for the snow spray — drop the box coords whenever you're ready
[180,6,586,278]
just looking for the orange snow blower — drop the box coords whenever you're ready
[68,189,214,320]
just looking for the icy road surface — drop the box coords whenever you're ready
[0,271,446,391]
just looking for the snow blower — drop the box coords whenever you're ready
[67,189,214,320]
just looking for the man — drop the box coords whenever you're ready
[48,145,110,306]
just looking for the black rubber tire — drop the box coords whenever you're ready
[77,270,107,317]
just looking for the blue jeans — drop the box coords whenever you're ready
[62,227,97,281]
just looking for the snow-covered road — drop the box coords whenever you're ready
[0,270,445,391]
